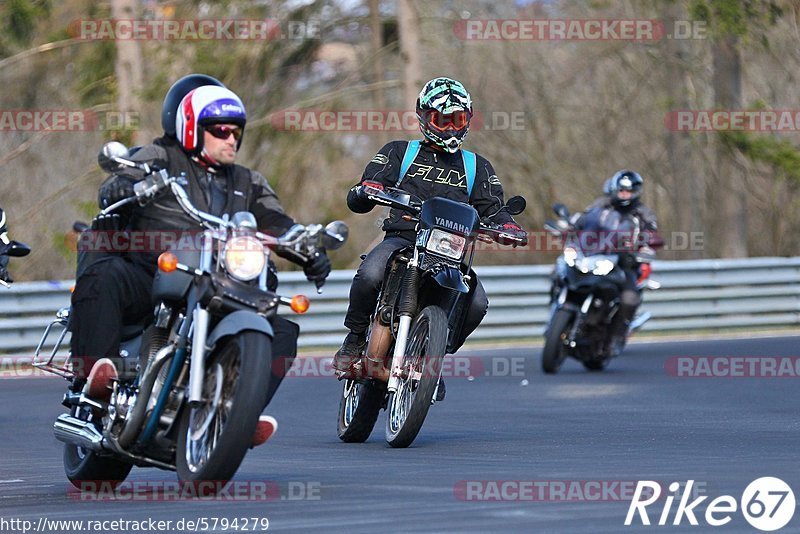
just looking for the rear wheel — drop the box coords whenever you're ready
[542,309,573,374]
[337,379,386,442]
[385,306,447,448]
[63,408,133,491]
[176,332,271,489]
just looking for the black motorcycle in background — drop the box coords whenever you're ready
[337,184,527,448]
[33,142,348,492]
[541,203,660,373]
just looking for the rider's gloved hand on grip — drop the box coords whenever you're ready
[498,222,528,247]
[356,181,384,200]
[303,250,332,284]
[101,180,135,208]
[347,181,383,214]
[91,213,124,232]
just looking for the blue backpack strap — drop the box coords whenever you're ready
[461,149,476,197]
[397,140,421,187]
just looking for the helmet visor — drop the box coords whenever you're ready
[423,109,471,132]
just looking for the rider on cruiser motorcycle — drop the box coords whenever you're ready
[333,77,528,381]
[69,75,331,445]
[570,170,660,348]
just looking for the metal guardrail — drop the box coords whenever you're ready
[2,257,800,355]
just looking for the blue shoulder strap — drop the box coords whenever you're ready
[461,149,476,197]
[397,140,421,187]
[397,140,476,197]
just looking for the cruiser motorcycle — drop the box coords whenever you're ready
[33,142,348,491]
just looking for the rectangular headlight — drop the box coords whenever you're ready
[426,229,466,260]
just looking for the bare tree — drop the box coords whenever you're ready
[110,0,145,143]
[397,0,421,107]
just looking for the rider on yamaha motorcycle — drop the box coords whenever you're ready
[333,77,527,382]
[570,170,660,349]
[70,75,331,445]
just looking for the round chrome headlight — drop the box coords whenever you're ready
[223,236,266,281]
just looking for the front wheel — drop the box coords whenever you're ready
[541,309,573,374]
[385,306,448,448]
[176,332,271,488]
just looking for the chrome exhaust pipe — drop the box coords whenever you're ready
[628,311,652,334]
[53,413,106,452]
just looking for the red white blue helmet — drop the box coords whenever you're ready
[175,85,246,154]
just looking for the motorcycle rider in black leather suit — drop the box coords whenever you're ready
[571,170,660,352]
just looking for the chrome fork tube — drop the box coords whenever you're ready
[188,232,214,405]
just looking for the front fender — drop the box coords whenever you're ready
[432,267,470,293]
[206,310,274,348]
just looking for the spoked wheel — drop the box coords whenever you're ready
[385,306,447,448]
[176,332,270,489]
[541,309,573,374]
[337,378,386,442]
[63,407,133,491]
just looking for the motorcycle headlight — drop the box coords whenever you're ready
[426,229,467,260]
[592,259,615,276]
[563,247,577,267]
[223,236,266,281]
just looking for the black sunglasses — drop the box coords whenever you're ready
[206,124,243,141]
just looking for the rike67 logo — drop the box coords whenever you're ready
[625,478,795,531]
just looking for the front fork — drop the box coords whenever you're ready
[387,251,420,394]
[188,232,214,405]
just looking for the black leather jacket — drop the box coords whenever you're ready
[99,136,296,275]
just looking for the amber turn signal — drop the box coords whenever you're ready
[158,252,179,273]
[290,295,310,314]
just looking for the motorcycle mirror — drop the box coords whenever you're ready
[98,141,131,173]
[322,221,349,250]
[552,203,570,219]
[5,241,31,258]
[505,196,526,216]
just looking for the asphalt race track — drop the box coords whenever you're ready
[1,336,799,533]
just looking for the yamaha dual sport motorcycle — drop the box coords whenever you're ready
[337,184,526,448]
[33,142,348,491]
[541,203,660,373]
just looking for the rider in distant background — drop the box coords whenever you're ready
[572,170,660,349]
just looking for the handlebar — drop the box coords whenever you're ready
[98,168,332,264]
[358,185,527,246]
